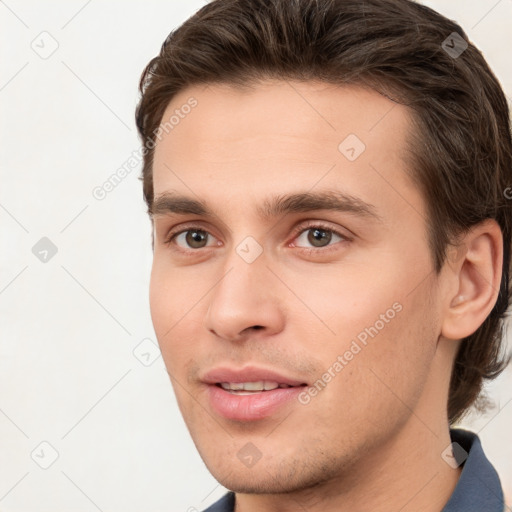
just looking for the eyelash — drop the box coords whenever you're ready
[163,221,351,255]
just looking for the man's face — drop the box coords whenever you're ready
[150,81,446,492]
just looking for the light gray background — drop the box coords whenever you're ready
[1,1,511,511]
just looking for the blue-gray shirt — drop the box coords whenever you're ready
[202,429,505,511]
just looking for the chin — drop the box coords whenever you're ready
[200,448,342,496]
[210,471,301,494]
[199,452,290,492]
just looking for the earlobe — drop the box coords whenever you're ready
[441,219,503,341]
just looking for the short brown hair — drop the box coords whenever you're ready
[135,0,512,423]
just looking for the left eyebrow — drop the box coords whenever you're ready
[150,190,383,223]
[258,191,382,222]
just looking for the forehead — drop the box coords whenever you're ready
[151,80,424,224]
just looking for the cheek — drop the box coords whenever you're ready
[295,259,438,406]
[149,266,205,421]
[340,286,438,421]
[149,263,172,339]
[279,260,407,355]
[320,250,434,349]
[149,262,200,368]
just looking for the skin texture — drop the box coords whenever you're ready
[149,81,502,512]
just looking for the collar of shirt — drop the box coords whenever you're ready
[441,428,504,511]
[202,428,505,512]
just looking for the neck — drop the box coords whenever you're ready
[235,419,461,512]
[234,339,463,512]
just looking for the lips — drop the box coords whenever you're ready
[202,367,307,387]
[202,366,308,421]
[219,381,295,393]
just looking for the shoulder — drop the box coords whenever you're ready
[201,492,235,512]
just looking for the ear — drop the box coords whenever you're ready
[441,219,503,340]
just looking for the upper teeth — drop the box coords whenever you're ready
[220,381,290,391]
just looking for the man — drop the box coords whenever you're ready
[135,0,511,510]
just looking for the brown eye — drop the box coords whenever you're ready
[294,225,345,250]
[184,229,209,248]
[165,227,217,250]
[307,228,334,247]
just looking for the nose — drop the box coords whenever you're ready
[203,250,286,342]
